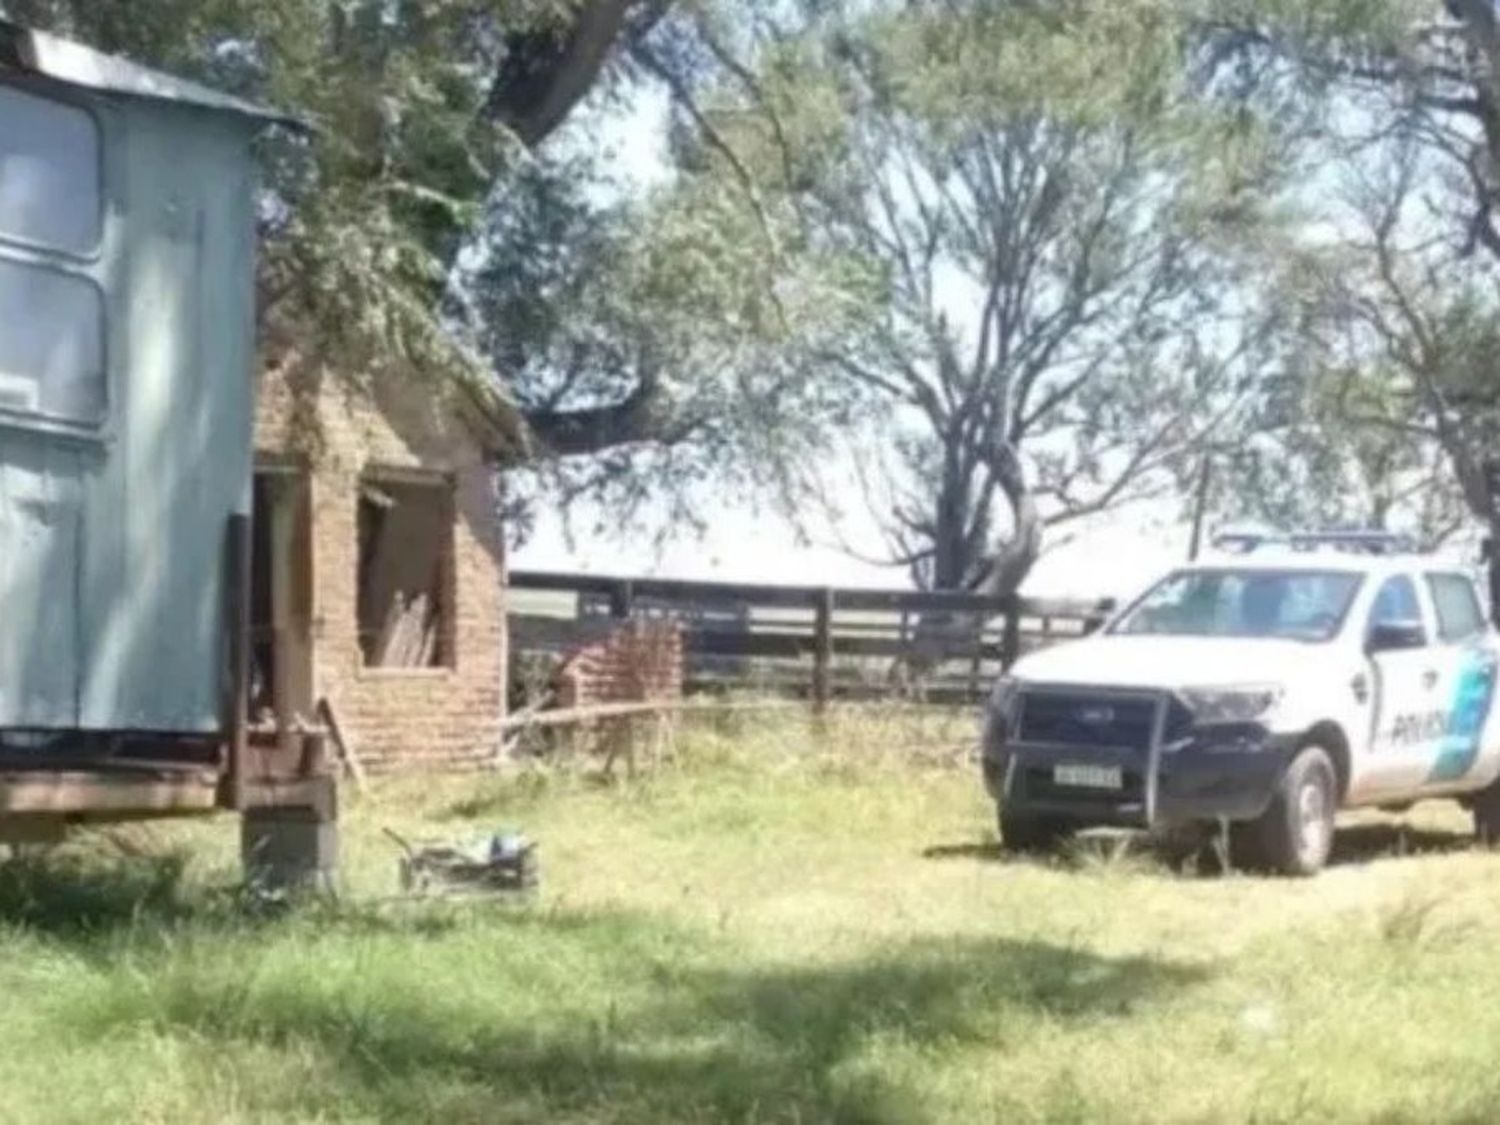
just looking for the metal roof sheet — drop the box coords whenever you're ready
[0,20,303,129]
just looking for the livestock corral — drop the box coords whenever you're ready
[2,707,1498,1124]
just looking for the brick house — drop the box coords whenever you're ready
[250,345,513,770]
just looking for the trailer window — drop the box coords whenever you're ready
[0,85,101,255]
[0,258,105,425]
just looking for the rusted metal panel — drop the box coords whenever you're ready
[0,437,83,726]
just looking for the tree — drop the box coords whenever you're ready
[7,0,868,539]
[461,149,870,541]
[1203,0,1500,263]
[1202,0,1500,533]
[666,2,1269,594]
[0,0,679,454]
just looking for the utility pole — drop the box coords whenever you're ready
[1187,453,1214,562]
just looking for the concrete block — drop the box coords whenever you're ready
[242,808,338,893]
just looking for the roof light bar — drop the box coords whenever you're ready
[1211,531,1420,556]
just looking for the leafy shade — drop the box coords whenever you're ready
[466,151,876,542]
[664,1,1275,592]
[0,0,672,457]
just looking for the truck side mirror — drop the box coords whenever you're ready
[1367,620,1426,654]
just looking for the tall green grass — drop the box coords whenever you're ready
[2,707,1499,1123]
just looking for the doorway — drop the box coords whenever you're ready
[250,461,314,731]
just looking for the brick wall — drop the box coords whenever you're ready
[555,621,684,708]
[254,352,507,770]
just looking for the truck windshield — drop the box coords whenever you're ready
[1111,569,1363,642]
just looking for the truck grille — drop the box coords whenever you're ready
[1016,691,1160,751]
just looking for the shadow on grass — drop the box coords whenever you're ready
[1330,822,1476,867]
[925,822,1485,879]
[65,908,1207,1124]
[0,849,195,938]
[921,841,1005,862]
[0,848,471,948]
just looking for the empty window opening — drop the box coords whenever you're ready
[358,475,454,669]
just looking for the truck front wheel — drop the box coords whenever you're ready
[1230,746,1337,876]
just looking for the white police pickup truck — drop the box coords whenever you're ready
[981,532,1500,875]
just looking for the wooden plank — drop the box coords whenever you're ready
[511,570,1108,619]
[317,697,367,791]
[499,697,803,734]
[0,770,220,815]
[512,571,820,610]
[835,588,1013,614]
[511,622,1065,663]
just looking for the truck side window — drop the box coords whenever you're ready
[1426,574,1486,642]
[1368,576,1426,643]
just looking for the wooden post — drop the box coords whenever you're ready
[812,587,834,715]
[221,513,251,812]
[609,579,635,620]
[1001,599,1022,672]
[317,696,366,791]
[966,615,985,701]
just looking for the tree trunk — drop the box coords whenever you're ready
[897,443,1041,689]
[975,443,1042,599]
[487,1,667,147]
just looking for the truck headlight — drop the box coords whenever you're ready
[1179,685,1282,727]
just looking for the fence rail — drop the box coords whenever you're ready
[508,570,1115,709]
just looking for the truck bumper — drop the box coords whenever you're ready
[983,728,1298,829]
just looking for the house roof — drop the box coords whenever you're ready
[0,20,303,129]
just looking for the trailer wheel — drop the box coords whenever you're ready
[1230,746,1337,876]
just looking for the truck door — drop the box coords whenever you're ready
[1419,572,1500,791]
[1362,575,1446,797]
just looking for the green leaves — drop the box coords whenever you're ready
[2,0,644,450]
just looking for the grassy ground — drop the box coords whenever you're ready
[5,707,1500,1124]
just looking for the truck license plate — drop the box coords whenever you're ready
[1054,764,1122,790]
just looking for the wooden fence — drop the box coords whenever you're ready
[508,571,1115,708]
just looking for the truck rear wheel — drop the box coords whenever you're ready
[1230,746,1337,876]
[998,806,1071,854]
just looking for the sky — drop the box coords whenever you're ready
[506,54,1479,605]
[507,77,1205,603]
[513,497,1191,601]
